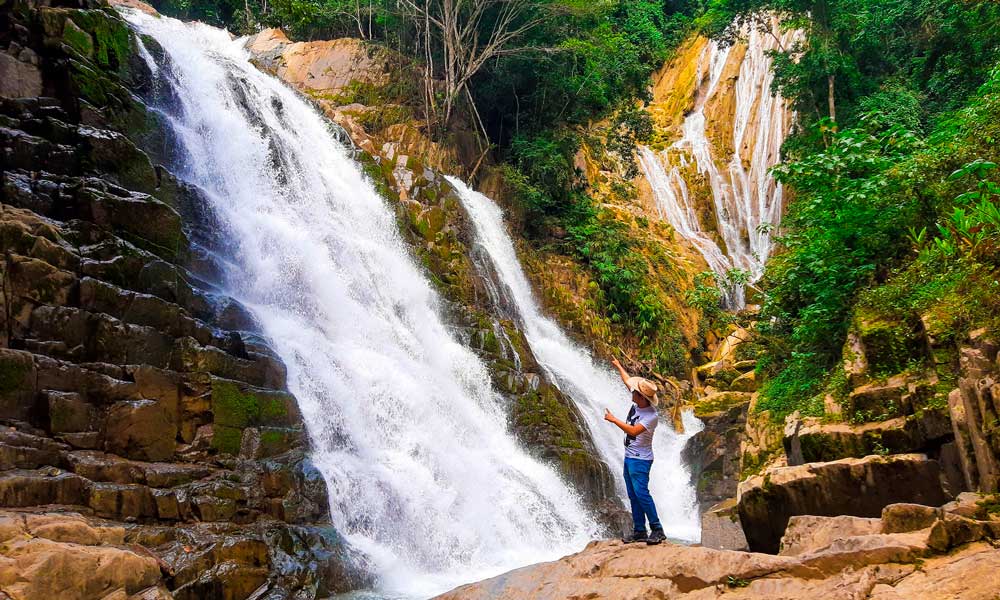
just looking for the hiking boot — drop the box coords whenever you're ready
[622,530,647,544]
[646,528,666,545]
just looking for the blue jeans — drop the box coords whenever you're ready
[624,457,661,533]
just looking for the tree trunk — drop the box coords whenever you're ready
[827,73,836,122]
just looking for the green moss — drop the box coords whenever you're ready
[212,424,243,455]
[62,18,94,58]
[977,494,1000,517]
[694,392,750,417]
[67,9,132,72]
[513,385,584,451]
[212,380,291,429]
[0,359,29,395]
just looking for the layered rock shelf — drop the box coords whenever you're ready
[0,1,366,597]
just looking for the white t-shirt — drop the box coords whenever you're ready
[623,403,658,460]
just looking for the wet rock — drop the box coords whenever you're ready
[0,469,90,507]
[0,348,37,420]
[685,393,748,509]
[103,398,176,461]
[0,52,43,98]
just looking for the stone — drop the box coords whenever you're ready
[0,469,89,508]
[783,411,953,466]
[0,348,37,421]
[0,52,43,98]
[779,515,881,556]
[0,531,162,599]
[942,491,991,519]
[729,370,756,392]
[700,498,748,551]
[881,503,940,533]
[103,399,176,462]
[868,543,1000,600]
[737,454,951,553]
[927,513,985,552]
[44,390,97,435]
[848,375,909,421]
[842,331,869,387]
[89,482,158,520]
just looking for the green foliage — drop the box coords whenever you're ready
[755,65,1000,420]
[686,271,724,319]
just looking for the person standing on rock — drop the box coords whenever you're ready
[604,358,666,545]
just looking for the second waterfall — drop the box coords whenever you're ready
[638,22,801,308]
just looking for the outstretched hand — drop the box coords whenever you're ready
[611,358,622,369]
[604,408,615,423]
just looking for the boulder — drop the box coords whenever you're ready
[0,469,90,508]
[881,503,940,533]
[0,52,43,98]
[0,348,37,420]
[737,454,951,553]
[779,515,881,556]
[729,370,757,392]
[0,523,162,599]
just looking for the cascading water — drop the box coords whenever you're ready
[638,22,800,308]
[123,10,601,598]
[446,177,705,543]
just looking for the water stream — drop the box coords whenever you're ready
[639,23,799,307]
[447,177,704,543]
[124,10,600,598]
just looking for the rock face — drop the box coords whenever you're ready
[0,1,367,597]
[737,454,951,553]
[949,329,1000,492]
[436,495,1000,600]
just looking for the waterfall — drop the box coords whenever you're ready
[446,177,704,543]
[638,22,800,308]
[122,10,600,598]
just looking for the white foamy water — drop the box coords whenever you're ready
[639,22,800,307]
[447,177,704,543]
[123,10,600,598]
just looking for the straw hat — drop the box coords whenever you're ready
[626,376,659,407]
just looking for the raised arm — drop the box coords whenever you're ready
[611,357,630,388]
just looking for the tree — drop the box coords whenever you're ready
[397,0,545,126]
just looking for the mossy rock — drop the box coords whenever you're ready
[211,378,299,430]
[259,426,303,457]
[513,383,585,451]
[62,17,95,59]
[694,392,751,418]
[854,310,925,375]
[67,8,132,72]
